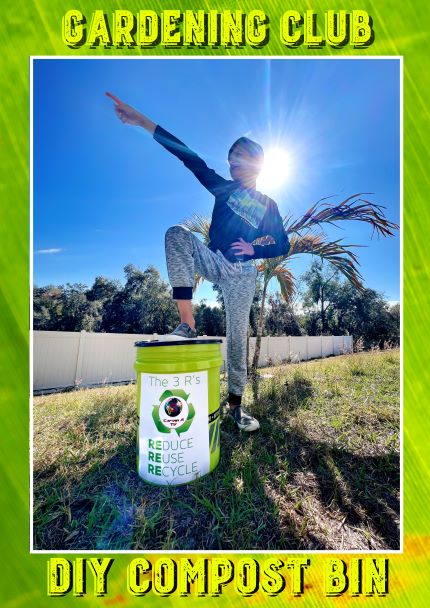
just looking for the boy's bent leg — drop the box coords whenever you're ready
[164,225,225,335]
[165,225,224,298]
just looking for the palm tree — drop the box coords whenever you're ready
[181,215,211,292]
[183,193,399,372]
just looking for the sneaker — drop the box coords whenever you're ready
[228,405,260,432]
[162,323,198,341]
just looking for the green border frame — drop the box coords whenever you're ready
[2,0,429,605]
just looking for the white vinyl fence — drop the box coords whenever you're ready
[33,331,353,393]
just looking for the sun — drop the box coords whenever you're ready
[257,147,292,193]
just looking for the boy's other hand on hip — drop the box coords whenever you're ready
[230,238,254,257]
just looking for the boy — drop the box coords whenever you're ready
[107,92,290,432]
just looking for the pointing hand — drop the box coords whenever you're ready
[105,91,145,127]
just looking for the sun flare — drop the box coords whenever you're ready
[257,147,292,193]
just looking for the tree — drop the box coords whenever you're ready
[184,193,399,373]
[301,259,342,334]
[87,276,120,303]
[101,264,179,334]
[387,303,400,346]
[251,254,295,370]
[34,266,180,335]
[324,282,400,348]
[193,301,225,336]
[265,293,302,336]
[60,283,101,332]
[33,285,65,330]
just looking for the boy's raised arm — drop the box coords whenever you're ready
[106,92,228,195]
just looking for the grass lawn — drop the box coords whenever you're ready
[33,349,400,551]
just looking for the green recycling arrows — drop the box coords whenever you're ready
[152,389,195,436]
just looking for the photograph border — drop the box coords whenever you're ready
[30,54,403,556]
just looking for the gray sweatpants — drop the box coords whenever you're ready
[165,225,257,401]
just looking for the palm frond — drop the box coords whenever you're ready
[272,265,296,302]
[181,206,382,292]
[179,216,211,290]
[253,235,275,246]
[256,255,286,277]
[288,233,364,289]
[285,194,399,238]
[193,273,203,292]
[181,214,211,244]
[255,258,296,302]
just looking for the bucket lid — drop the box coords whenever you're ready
[135,338,223,348]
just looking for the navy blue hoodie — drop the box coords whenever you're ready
[154,125,290,262]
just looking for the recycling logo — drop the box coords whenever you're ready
[152,389,195,435]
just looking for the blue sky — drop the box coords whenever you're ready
[33,58,400,304]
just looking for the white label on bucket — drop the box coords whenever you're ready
[138,371,210,485]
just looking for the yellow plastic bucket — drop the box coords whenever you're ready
[134,339,223,485]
